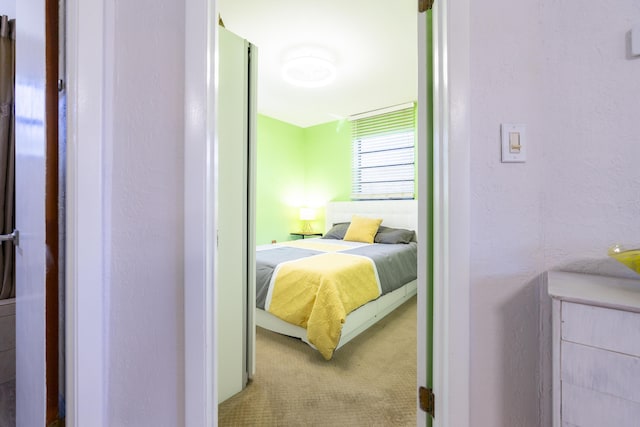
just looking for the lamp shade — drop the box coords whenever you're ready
[299,207,317,221]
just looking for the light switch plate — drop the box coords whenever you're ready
[501,123,526,163]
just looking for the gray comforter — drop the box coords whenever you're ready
[255,241,417,309]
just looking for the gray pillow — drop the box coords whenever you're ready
[322,222,350,240]
[374,226,416,244]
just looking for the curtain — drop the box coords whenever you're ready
[0,15,14,300]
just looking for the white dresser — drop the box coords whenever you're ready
[548,271,640,427]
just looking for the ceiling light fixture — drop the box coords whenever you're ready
[281,56,337,88]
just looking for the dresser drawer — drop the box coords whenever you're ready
[562,382,640,427]
[562,301,640,357]
[561,341,640,403]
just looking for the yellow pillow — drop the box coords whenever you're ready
[343,215,383,244]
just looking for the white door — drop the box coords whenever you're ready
[15,0,48,424]
[217,26,257,403]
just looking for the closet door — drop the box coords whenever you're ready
[217,26,256,404]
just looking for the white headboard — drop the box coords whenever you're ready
[325,200,418,236]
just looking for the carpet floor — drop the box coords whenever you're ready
[218,296,417,426]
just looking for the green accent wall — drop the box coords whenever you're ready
[302,119,352,230]
[255,115,352,245]
[255,115,305,245]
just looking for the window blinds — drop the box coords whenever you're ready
[351,104,416,200]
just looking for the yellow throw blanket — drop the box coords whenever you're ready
[266,252,381,360]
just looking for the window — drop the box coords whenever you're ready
[351,103,416,200]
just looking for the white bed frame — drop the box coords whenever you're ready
[255,200,418,352]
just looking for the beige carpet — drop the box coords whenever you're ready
[218,296,417,426]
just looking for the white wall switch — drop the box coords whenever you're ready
[632,25,640,57]
[501,124,526,163]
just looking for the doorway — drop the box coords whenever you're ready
[184,0,472,426]
[217,0,425,422]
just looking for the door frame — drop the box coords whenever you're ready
[65,0,108,425]
[182,1,471,426]
[183,0,219,424]
[181,0,471,425]
[416,10,431,427]
[429,0,471,424]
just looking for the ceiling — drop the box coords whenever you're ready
[218,0,418,128]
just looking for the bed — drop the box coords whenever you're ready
[255,200,418,360]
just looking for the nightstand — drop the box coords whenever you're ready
[290,232,323,239]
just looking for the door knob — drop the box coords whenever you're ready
[0,229,19,246]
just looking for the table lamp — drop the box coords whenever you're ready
[299,207,316,233]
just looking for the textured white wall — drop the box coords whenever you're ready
[541,2,640,268]
[105,1,185,425]
[470,1,546,425]
[537,2,640,424]
[469,1,640,425]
